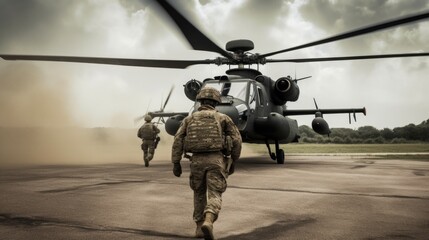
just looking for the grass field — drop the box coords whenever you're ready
[244,143,429,160]
[246,143,429,154]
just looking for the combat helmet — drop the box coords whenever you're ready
[196,87,221,103]
[144,115,153,122]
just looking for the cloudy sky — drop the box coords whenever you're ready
[0,0,428,129]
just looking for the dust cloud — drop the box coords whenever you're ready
[0,63,151,166]
[0,63,75,127]
[0,127,174,166]
[0,62,258,167]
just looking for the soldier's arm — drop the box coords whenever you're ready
[223,116,242,161]
[154,125,161,134]
[171,118,189,163]
[137,127,142,139]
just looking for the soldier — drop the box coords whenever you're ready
[137,115,161,167]
[171,87,242,240]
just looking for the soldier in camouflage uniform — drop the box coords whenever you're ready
[137,115,160,167]
[171,87,242,240]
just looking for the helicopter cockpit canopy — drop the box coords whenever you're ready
[204,80,248,102]
[199,79,254,129]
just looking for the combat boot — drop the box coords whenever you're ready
[144,158,149,167]
[195,221,204,238]
[201,212,215,240]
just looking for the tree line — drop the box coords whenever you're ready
[299,119,429,144]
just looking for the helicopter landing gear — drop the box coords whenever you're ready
[265,140,285,164]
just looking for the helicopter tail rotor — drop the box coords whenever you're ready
[157,85,175,124]
[134,86,174,125]
[162,85,175,112]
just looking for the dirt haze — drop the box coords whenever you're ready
[0,127,178,166]
[0,127,258,166]
[0,63,75,127]
[0,63,257,166]
[0,63,165,166]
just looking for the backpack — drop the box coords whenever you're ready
[139,123,156,140]
[184,111,224,153]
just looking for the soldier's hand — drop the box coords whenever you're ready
[173,163,182,177]
[228,162,235,175]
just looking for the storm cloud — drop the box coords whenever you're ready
[0,0,428,130]
[299,0,429,54]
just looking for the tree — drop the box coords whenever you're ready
[357,126,380,139]
[299,125,316,138]
[380,128,395,140]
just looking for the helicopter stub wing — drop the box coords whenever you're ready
[135,111,188,124]
[284,108,366,117]
[284,108,366,134]
[148,111,188,118]
[0,54,216,69]
[147,111,188,136]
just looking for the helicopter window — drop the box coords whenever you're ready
[205,82,248,101]
[249,83,256,110]
[221,82,231,96]
[257,86,265,106]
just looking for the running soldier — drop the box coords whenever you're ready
[171,87,242,240]
[137,115,160,167]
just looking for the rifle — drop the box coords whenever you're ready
[153,136,161,149]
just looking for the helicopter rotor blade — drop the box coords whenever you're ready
[259,10,429,59]
[295,76,312,81]
[162,85,175,111]
[0,54,217,69]
[134,115,145,124]
[155,0,233,60]
[313,98,319,110]
[265,52,429,63]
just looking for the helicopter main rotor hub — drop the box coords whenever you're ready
[226,39,254,53]
[223,39,267,67]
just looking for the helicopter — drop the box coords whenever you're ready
[1,1,429,164]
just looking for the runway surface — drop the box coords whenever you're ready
[1,155,428,239]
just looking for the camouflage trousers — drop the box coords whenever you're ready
[141,139,155,161]
[189,152,227,223]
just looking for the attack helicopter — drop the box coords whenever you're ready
[1,1,429,164]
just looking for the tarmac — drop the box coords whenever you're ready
[1,154,428,239]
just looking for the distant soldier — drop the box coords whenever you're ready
[137,115,161,167]
[171,87,242,240]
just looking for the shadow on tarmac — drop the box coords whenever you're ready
[0,213,193,239]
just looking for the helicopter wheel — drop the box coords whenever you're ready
[270,152,276,160]
[276,149,285,164]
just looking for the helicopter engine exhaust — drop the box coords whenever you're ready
[271,77,300,105]
[165,115,186,136]
[184,79,203,101]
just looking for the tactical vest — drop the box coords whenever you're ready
[139,123,156,140]
[184,111,224,153]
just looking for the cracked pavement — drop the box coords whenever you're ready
[0,155,428,239]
